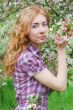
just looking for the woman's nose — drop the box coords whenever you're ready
[39,25,45,33]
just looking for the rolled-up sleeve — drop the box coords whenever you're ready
[21,55,45,77]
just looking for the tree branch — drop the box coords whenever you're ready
[45,0,60,16]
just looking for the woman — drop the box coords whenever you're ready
[4,5,68,110]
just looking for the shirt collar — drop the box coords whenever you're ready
[27,43,39,55]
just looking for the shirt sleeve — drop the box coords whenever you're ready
[21,55,45,77]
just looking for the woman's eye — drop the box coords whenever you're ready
[43,23,48,26]
[32,25,38,28]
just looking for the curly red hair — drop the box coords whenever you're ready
[3,5,50,76]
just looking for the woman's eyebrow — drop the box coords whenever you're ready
[32,23,39,25]
[32,21,47,25]
[42,21,47,23]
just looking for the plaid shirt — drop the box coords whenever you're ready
[13,44,49,110]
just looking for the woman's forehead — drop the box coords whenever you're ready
[31,14,47,24]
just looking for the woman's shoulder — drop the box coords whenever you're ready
[16,49,33,65]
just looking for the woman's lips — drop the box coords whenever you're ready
[39,36,46,40]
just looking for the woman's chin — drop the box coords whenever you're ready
[39,39,47,43]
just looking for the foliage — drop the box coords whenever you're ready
[51,17,73,37]
[0,14,16,59]
[48,68,73,110]
[0,1,73,110]
[0,77,17,110]
[0,74,73,110]
[0,0,73,71]
[48,82,73,110]
[47,15,73,70]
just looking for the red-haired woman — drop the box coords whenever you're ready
[4,5,67,110]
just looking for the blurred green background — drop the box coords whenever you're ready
[0,0,73,110]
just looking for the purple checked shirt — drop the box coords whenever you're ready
[13,44,49,110]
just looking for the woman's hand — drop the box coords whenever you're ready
[54,34,69,49]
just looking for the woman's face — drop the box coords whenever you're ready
[28,14,49,47]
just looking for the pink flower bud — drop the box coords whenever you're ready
[63,28,67,32]
[71,29,73,32]
[64,24,70,28]
[63,18,67,22]
[54,34,63,44]
[67,32,72,37]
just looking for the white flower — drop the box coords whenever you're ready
[9,2,12,6]
[27,104,32,109]
[0,69,2,72]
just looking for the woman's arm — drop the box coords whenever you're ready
[33,42,67,91]
[56,47,67,91]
